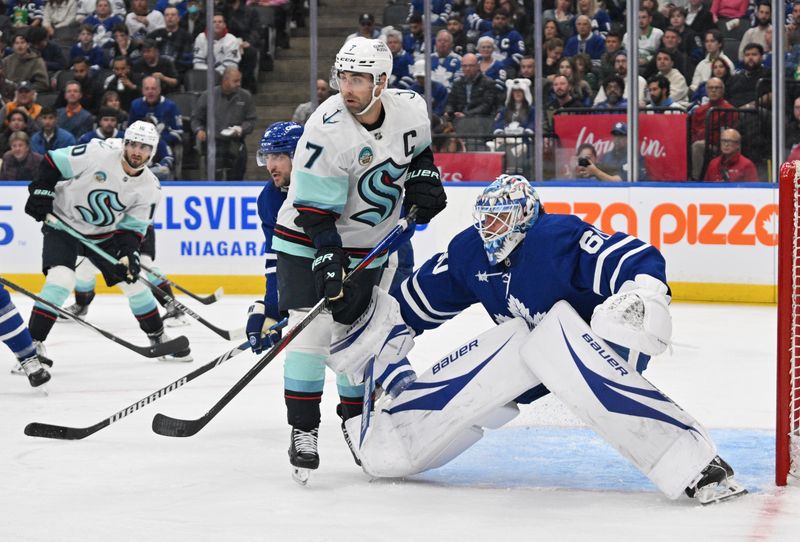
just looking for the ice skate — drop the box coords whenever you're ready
[162,306,190,327]
[58,302,89,321]
[11,341,53,374]
[19,354,51,388]
[289,427,319,485]
[685,456,747,505]
[149,331,193,362]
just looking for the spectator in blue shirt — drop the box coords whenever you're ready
[563,15,606,60]
[127,74,182,146]
[70,24,109,70]
[31,105,76,154]
[385,29,414,89]
[56,81,95,138]
[480,9,525,69]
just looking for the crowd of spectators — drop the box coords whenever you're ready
[0,0,288,180]
[292,0,794,181]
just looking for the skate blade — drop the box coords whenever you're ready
[157,354,194,363]
[34,384,49,397]
[697,481,748,505]
[292,467,311,486]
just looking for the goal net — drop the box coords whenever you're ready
[778,160,800,486]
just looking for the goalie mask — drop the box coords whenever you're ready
[473,175,540,265]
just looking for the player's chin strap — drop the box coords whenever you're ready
[355,80,385,117]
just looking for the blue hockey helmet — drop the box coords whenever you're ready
[257,121,304,165]
[472,175,540,265]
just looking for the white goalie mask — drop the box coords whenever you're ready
[330,37,393,116]
[472,175,541,265]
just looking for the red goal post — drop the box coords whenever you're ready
[778,160,800,486]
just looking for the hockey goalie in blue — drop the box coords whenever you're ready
[328,174,747,505]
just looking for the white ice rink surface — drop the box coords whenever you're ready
[1,294,798,541]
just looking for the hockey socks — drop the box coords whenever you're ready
[284,390,323,431]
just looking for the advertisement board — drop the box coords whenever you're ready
[0,181,778,302]
[553,113,688,181]
[433,152,503,182]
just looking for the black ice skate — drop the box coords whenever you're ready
[19,354,51,388]
[685,456,747,505]
[148,331,193,362]
[289,427,319,485]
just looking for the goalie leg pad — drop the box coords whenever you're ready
[349,318,538,477]
[524,300,716,499]
[330,286,415,388]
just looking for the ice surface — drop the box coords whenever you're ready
[1,294,798,541]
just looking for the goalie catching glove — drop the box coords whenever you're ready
[590,274,672,356]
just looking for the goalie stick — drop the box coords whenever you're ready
[140,263,224,305]
[24,340,252,440]
[0,275,189,359]
[47,215,244,341]
[151,207,419,438]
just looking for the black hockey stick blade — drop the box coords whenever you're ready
[24,341,251,440]
[143,335,191,358]
[44,217,242,342]
[175,285,224,305]
[151,210,419,438]
[0,276,189,359]
[139,263,224,305]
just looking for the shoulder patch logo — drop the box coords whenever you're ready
[358,146,373,166]
[323,109,342,124]
[94,171,107,183]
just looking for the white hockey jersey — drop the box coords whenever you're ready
[49,138,161,238]
[272,88,432,265]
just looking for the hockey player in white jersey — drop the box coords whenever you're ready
[329,175,746,505]
[270,36,447,484]
[24,121,192,362]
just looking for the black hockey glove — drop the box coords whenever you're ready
[112,231,142,284]
[312,246,347,305]
[113,247,141,284]
[403,168,447,224]
[25,184,56,222]
[25,154,62,222]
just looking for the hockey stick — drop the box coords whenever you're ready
[0,275,189,359]
[140,263,224,305]
[46,215,244,341]
[151,207,419,437]
[24,340,251,440]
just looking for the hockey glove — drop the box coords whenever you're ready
[113,247,141,284]
[312,246,347,304]
[246,301,284,354]
[403,167,446,224]
[25,182,56,222]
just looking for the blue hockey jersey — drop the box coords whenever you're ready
[257,180,287,321]
[393,212,668,340]
[480,28,526,68]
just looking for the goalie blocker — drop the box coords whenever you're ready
[342,300,744,503]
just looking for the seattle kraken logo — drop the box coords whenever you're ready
[75,189,127,226]
[351,158,407,226]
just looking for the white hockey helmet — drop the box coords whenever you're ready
[473,175,541,265]
[331,37,393,115]
[123,120,159,170]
